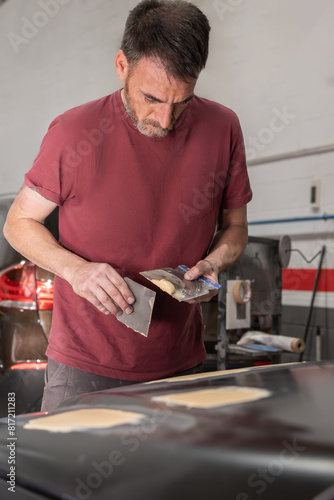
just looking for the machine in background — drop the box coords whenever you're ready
[203,235,290,370]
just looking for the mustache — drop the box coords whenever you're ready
[142,118,175,132]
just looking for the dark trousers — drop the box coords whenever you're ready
[41,358,204,412]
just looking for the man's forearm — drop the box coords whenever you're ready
[183,220,248,303]
[205,224,248,274]
[3,185,134,316]
[3,217,86,283]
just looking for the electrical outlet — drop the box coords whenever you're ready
[310,179,321,210]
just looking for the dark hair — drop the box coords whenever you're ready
[121,0,211,81]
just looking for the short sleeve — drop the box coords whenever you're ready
[24,115,76,206]
[221,117,253,209]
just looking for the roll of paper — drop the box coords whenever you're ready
[237,331,305,353]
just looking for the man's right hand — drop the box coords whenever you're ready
[3,185,135,318]
[68,262,135,316]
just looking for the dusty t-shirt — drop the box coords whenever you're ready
[25,90,252,381]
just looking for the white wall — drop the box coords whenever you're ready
[0,0,135,194]
[196,0,334,272]
[200,0,334,157]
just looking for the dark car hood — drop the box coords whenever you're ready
[0,362,334,500]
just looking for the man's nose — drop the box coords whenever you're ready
[155,104,174,129]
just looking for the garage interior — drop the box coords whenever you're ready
[0,1,334,499]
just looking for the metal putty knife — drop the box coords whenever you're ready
[116,277,156,337]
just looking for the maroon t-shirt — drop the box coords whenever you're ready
[25,90,252,381]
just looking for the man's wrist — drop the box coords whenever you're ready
[60,255,87,284]
[202,258,220,277]
[204,253,225,276]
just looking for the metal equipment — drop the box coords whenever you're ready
[216,236,287,369]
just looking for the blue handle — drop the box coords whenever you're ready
[178,265,221,289]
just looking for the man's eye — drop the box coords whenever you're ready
[145,96,155,103]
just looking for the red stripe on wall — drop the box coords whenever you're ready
[282,269,334,292]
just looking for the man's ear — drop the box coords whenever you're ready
[115,50,129,82]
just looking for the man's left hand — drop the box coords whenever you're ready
[183,259,219,304]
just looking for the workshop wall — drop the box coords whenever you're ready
[201,0,334,359]
[0,0,132,194]
[2,0,333,196]
[1,0,333,359]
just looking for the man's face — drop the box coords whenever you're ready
[116,52,197,138]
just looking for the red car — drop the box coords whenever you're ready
[0,196,57,416]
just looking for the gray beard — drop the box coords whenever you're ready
[122,91,173,139]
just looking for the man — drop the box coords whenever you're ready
[4,0,252,411]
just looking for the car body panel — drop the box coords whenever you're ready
[0,479,51,500]
[0,195,22,272]
[0,309,48,373]
[0,368,45,418]
[0,362,333,499]
[0,194,52,377]
[0,196,56,419]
